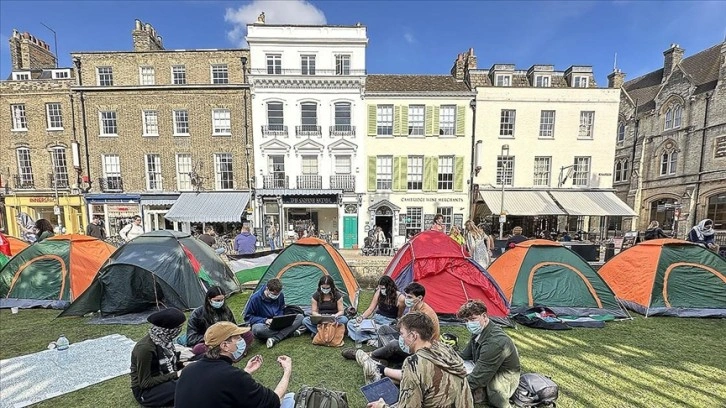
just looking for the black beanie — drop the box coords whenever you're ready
[147,308,186,329]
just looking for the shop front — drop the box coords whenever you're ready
[164,192,251,234]
[4,193,87,236]
[85,194,142,238]
[140,194,180,232]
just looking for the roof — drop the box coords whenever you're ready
[164,192,250,223]
[365,75,472,93]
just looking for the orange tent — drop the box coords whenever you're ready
[3,234,29,256]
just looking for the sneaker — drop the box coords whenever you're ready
[366,339,379,347]
[356,350,382,384]
[266,338,277,349]
[293,327,306,337]
[341,348,357,360]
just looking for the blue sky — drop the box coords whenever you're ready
[1,1,725,85]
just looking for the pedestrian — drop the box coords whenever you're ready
[234,226,257,254]
[505,226,527,251]
[267,223,278,250]
[644,220,668,240]
[244,278,304,349]
[449,225,466,247]
[34,219,55,243]
[465,221,492,267]
[430,214,445,233]
[198,226,216,247]
[687,218,720,253]
[86,216,106,239]
[120,215,144,242]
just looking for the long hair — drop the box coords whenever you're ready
[35,219,54,234]
[315,275,340,303]
[464,220,483,239]
[202,286,234,327]
[647,220,659,229]
[377,275,398,307]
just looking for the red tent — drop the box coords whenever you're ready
[384,230,510,317]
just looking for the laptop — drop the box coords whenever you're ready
[309,315,336,325]
[268,314,297,331]
[361,377,399,407]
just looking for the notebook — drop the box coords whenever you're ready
[360,377,399,407]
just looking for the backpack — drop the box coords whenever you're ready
[294,385,349,408]
[511,373,559,407]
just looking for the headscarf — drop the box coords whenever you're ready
[691,219,715,241]
[148,325,182,374]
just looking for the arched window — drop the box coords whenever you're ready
[614,158,629,182]
[673,105,682,128]
[664,108,673,130]
[660,151,677,175]
[617,122,626,143]
[664,104,683,130]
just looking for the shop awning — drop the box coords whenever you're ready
[549,191,637,217]
[165,192,250,223]
[478,190,566,216]
[140,194,180,206]
[255,189,343,196]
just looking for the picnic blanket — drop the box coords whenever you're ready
[0,334,135,408]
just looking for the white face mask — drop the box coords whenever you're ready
[266,290,280,300]
[321,287,331,294]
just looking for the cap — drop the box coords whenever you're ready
[147,308,186,329]
[205,321,251,347]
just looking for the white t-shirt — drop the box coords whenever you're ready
[120,223,144,242]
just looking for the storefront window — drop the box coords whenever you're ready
[650,198,676,230]
[706,193,726,229]
[405,207,423,238]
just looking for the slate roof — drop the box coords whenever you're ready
[366,75,471,93]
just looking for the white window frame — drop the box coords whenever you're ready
[578,111,595,139]
[102,154,121,178]
[406,207,423,235]
[301,55,316,75]
[496,155,514,186]
[176,153,193,191]
[145,154,163,191]
[660,151,677,176]
[376,155,393,190]
[214,153,234,190]
[617,122,626,143]
[437,156,454,191]
[173,110,190,135]
[334,102,352,128]
[11,104,27,130]
[267,102,284,130]
[334,155,351,174]
[50,146,70,188]
[171,65,186,85]
[16,147,34,186]
[267,54,282,75]
[376,105,393,136]
[539,110,555,138]
[142,110,159,136]
[52,70,70,79]
[407,155,423,191]
[210,64,229,84]
[97,66,113,86]
[574,76,589,88]
[12,72,30,81]
[533,156,551,186]
[46,103,64,130]
[212,109,232,135]
[439,207,453,232]
[495,74,511,86]
[665,105,683,130]
[335,54,351,75]
[572,156,591,186]
[139,66,155,85]
[408,105,425,136]
[500,109,516,137]
[535,75,550,87]
[99,111,118,136]
[614,158,629,183]
[301,155,318,175]
[439,105,456,136]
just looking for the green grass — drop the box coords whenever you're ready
[1,291,725,407]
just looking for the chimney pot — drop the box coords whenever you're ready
[135,19,142,30]
[145,23,152,31]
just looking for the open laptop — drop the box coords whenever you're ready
[361,377,399,407]
[268,314,297,331]
[309,315,336,325]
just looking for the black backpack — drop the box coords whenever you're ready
[294,385,349,408]
[511,373,559,407]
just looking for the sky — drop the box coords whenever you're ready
[1,0,725,85]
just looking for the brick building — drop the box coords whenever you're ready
[71,20,252,235]
[612,41,726,238]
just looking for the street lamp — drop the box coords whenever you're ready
[499,144,510,239]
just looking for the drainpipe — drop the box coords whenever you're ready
[689,92,712,226]
[468,99,477,221]
[73,57,92,192]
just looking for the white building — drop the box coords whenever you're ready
[246,22,368,249]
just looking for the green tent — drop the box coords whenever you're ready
[0,253,8,270]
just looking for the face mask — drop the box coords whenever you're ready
[379,288,387,297]
[321,287,331,294]
[398,335,410,354]
[231,338,246,360]
[210,300,224,309]
[466,320,483,335]
[404,297,416,308]
[267,291,280,300]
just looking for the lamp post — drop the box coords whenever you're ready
[499,144,510,239]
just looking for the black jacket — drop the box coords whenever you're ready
[175,356,280,408]
[130,335,182,391]
[185,305,236,346]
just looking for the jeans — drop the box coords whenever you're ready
[302,315,349,334]
[214,247,226,255]
[346,314,396,342]
[370,325,408,367]
[268,238,276,250]
[251,314,304,342]
[281,392,295,408]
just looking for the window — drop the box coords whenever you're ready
[267,54,282,75]
[706,194,726,231]
[335,155,351,174]
[533,156,551,186]
[500,110,516,137]
[535,75,550,87]
[11,104,27,130]
[267,102,284,130]
[408,105,425,136]
[572,156,591,186]
[172,65,186,85]
[301,103,317,127]
[495,74,511,86]
[173,110,190,135]
[376,156,393,190]
[52,70,70,79]
[269,155,286,187]
[665,105,683,130]
[139,66,155,85]
[176,153,192,191]
[407,156,423,190]
[650,198,677,230]
[496,156,514,186]
[405,207,423,236]
[214,153,233,190]
[579,111,595,139]
[301,55,316,75]
[614,159,629,182]
[45,103,64,130]
[334,102,351,128]
[301,155,318,175]
[211,64,229,84]
[437,156,454,190]
[99,111,118,135]
[573,76,589,88]
[212,109,231,135]
[97,67,113,86]
[145,154,162,190]
[376,105,393,135]
[12,72,30,80]
[539,110,555,138]
[143,110,159,136]
[16,148,34,187]
[617,122,626,143]
[50,147,69,188]
[103,154,122,190]
[439,105,456,135]
[335,55,350,75]
[660,151,677,176]
[439,207,453,232]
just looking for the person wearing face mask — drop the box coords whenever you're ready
[456,300,520,407]
[244,278,304,349]
[365,312,473,408]
[687,218,720,253]
[182,286,249,356]
[175,321,296,408]
[300,275,348,335]
[346,276,405,346]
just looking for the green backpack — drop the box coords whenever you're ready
[294,385,349,408]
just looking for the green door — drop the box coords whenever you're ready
[343,216,358,249]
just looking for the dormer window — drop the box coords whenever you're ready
[12,72,30,81]
[52,70,70,79]
[535,75,550,87]
[664,104,682,130]
[495,74,511,87]
[573,76,589,88]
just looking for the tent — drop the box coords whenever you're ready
[599,239,726,317]
[0,253,8,270]
[385,230,510,318]
[60,230,239,317]
[1,233,30,256]
[247,237,359,309]
[488,239,626,317]
[0,234,116,309]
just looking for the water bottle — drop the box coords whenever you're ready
[55,335,70,366]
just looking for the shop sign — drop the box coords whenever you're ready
[29,197,55,203]
[282,195,337,205]
[53,206,61,215]
[400,197,465,203]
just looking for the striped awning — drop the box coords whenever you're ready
[549,191,637,216]
[165,192,250,223]
[255,189,342,196]
[478,190,566,216]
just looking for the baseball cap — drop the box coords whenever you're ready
[204,321,250,347]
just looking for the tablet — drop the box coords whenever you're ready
[360,377,399,406]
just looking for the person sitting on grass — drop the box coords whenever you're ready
[244,278,304,349]
[175,322,295,408]
[457,300,520,407]
[300,275,348,336]
[363,312,473,408]
[130,308,187,407]
[347,275,405,346]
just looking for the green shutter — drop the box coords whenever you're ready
[433,106,440,137]
[456,105,466,136]
[454,156,465,192]
[367,105,377,136]
[393,106,401,136]
[367,156,377,191]
[400,105,409,136]
[425,105,434,136]
[399,156,408,190]
[423,156,438,192]
[393,156,402,191]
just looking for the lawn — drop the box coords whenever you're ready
[1,291,725,408]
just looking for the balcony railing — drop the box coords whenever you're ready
[262,125,288,137]
[13,175,34,189]
[250,68,366,76]
[296,125,322,137]
[48,173,69,189]
[98,177,124,192]
[330,125,356,137]
[330,174,355,192]
[263,175,288,189]
[297,175,322,189]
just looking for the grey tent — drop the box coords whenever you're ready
[60,230,239,316]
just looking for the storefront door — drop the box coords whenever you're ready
[343,216,358,249]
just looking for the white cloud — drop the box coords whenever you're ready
[225,0,327,46]
[403,32,415,44]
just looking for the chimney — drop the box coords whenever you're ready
[663,43,684,80]
[132,19,164,51]
[465,48,477,70]
[450,53,465,81]
[607,69,626,88]
[8,29,57,70]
